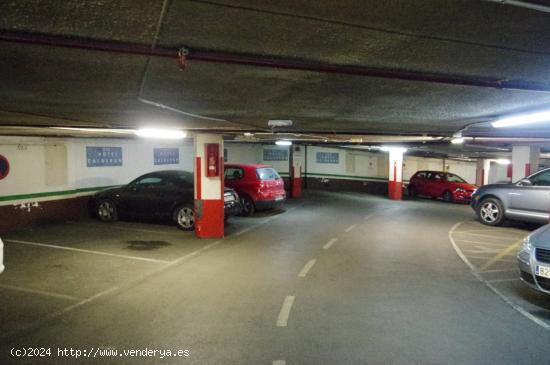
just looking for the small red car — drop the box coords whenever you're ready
[224,164,286,215]
[408,170,477,203]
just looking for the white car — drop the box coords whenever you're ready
[0,238,4,274]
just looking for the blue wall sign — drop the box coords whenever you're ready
[263,149,288,161]
[154,148,179,165]
[316,152,339,164]
[86,147,123,167]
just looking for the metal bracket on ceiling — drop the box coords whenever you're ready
[178,47,189,70]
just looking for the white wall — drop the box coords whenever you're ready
[0,136,194,205]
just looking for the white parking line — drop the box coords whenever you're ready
[235,207,298,236]
[5,239,170,264]
[273,361,286,365]
[0,284,83,301]
[323,238,338,250]
[453,239,511,247]
[344,224,357,233]
[458,229,526,236]
[453,232,523,240]
[0,240,223,342]
[449,222,550,331]
[298,259,316,278]
[276,296,295,327]
[364,214,374,221]
[482,268,519,273]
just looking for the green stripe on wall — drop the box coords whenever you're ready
[0,185,118,203]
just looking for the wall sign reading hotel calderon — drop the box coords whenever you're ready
[0,155,9,180]
[86,147,123,167]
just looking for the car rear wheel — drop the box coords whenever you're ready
[96,199,118,222]
[408,186,416,198]
[239,195,255,216]
[174,205,195,231]
[477,198,505,226]
[443,191,453,203]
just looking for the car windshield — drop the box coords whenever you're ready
[446,173,466,183]
[256,167,280,180]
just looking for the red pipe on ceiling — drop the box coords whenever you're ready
[1,31,550,92]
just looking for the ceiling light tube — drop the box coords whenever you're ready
[492,111,550,128]
[380,146,407,153]
[135,128,186,139]
[275,140,292,146]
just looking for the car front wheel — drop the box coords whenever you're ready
[174,205,195,231]
[96,199,118,222]
[477,198,505,226]
[443,191,453,203]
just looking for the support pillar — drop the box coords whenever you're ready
[291,145,303,198]
[388,148,404,200]
[475,159,491,186]
[194,134,224,238]
[512,145,540,182]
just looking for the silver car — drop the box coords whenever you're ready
[471,168,550,226]
[518,224,550,294]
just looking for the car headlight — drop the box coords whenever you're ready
[521,236,533,252]
[455,188,466,193]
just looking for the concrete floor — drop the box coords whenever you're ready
[1,190,550,364]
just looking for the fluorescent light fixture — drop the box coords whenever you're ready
[135,128,186,139]
[268,119,293,128]
[275,140,292,146]
[492,111,550,128]
[51,127,133,134]
[243,132,254,137]
[380,146,407,153]
[495,158,511,165]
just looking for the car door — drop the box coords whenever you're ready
[425,172,443,197]
[412,172,427,195]
[508,169,550,218]
[155,175,194,218]
[224,167,245,193]
[118,175,165,218]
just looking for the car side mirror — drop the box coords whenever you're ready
[518,179,532,186]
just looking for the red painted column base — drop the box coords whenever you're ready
[291,177,302,198]
[195,199,224,238]
[388,181,403,200]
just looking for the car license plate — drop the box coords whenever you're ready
[535,264,550,279]
[275,195,283,201]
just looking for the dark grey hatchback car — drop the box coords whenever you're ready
[471,167,550,226]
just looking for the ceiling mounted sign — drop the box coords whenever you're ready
[0,155,10,180]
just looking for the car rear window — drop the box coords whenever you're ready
[256,167,280,180]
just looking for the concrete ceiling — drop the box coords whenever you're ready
[2,0,550,154]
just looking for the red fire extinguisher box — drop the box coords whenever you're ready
[205,144,220,177]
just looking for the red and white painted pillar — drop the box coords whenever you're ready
[475,159,491,186]
[291,145,303,198]
[194,134,224,238]
[511,145,539,182]
[387,148,405,200]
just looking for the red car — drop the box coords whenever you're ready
[407,170,477,203]
[224,164,286,216]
